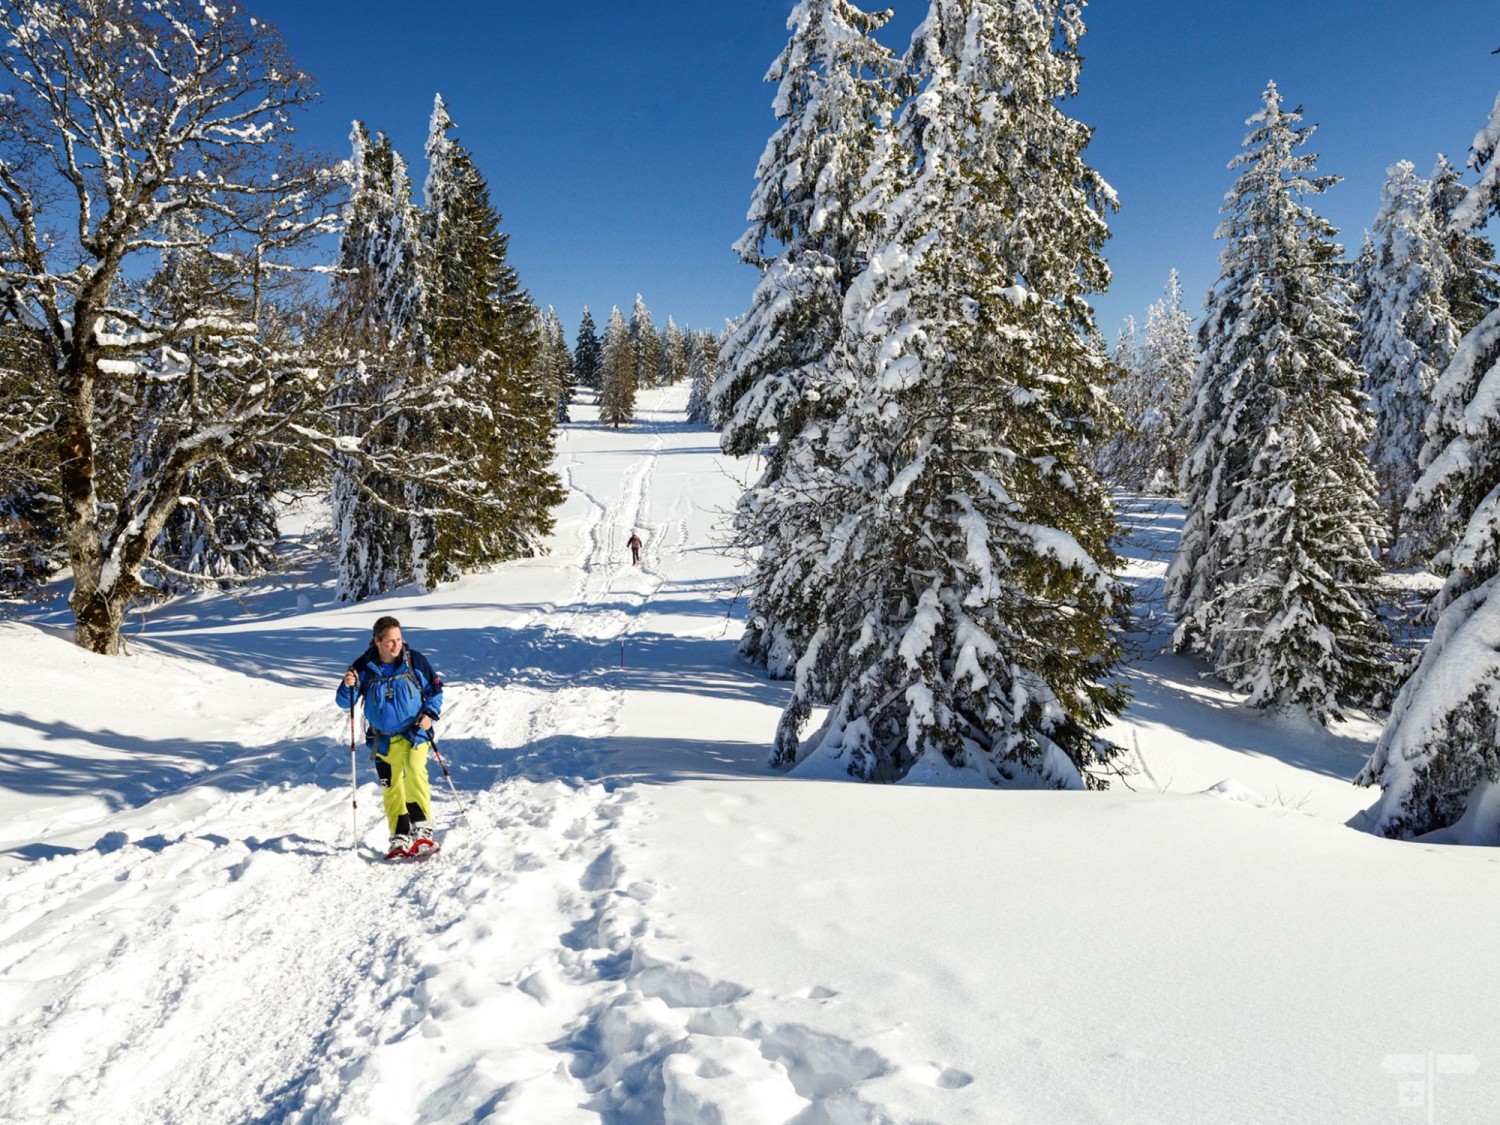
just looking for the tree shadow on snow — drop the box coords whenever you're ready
[0,710,375,864]
[432,731,779,795]
[1119,650,1374,783]
[134,616,778,711]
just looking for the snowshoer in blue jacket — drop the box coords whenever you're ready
[336,615,444,858]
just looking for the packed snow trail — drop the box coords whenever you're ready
[0,387,900,1124]
[6,386,1500,1123]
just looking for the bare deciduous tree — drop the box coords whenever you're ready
[0,1,342,652]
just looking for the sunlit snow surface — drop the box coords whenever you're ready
[2,387,1496,1124]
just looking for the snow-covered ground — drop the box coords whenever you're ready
[3,386,1496,1124]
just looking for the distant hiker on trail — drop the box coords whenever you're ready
[627,530,643,566]
[336,616,444,859]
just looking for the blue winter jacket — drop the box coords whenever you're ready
[335,643,444,749]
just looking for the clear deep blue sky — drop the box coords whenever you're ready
[249,0,1500,342]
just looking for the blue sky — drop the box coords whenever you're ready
[250,0,1500,343]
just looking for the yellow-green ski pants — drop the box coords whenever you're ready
[374,734,433,833]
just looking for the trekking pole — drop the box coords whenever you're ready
[428,729,475,830]
[349,697,360,851]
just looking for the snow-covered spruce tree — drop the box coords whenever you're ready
[1091,316,1145,486]
[1352,160,1461,555]
[629,296,660,395]
[328,123,426,603]
[599,306,637,428]
[716,0,898,463]
[413,96,564,584]
[764,0,1128,786]
[574,307,603,392]
[685,330,722,425]
[1134,270,1197,491]
[662,318,689,386]
[717,0,900,675]
[1430,153,1500,339]
[537,307,576,423]
[1167,83,1388,723]
[1399,149,1500,566]
[1096,274,1199,493]
[1358,93,1500,838]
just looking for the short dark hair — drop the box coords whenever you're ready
[372,615,402,639]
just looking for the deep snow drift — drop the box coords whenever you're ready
[2,386,1496,1124]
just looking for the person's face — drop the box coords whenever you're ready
[375,627,404,662]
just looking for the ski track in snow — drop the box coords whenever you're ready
[0,388,924,1124]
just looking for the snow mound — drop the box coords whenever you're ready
[896,753,999,789]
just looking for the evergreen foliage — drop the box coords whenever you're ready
[328,123,424,603]
[537,307,576,423]
[1430,154,1500,339]
[414,96,563,584]
[1168,83,1388,724]
[599,307,637,428]
[685,330,722,426]
[1134,272,1197,491]
[662,318,689,386]
[1352,160,1462,556]
[0,325,62,594]
[629,296,661,395]
[574,308,603,391]
[1360,91,1500,838]
[1095,274,1197,494]
[753,0,1129,787]
[717,0,900,676]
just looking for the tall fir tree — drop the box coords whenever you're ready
[329,123,424,602]
[1430,153,1500,339]
[537,306,576,423]
[716,0,898,462]
[414,95,563,583]
[1353,160,1461,556]
[662,318,689,385]
[599,306,637,428]
[574,307,603,391]
[1359,92,1500,838]
[1092,316,1146,487]
[1401,151,1500,566]
[717,0,900,675]
[628,295,661,395]
[1134,270,1197,491]
[685,330,722,426]
[1167,83,1388,723]
[761,0,1128,786]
